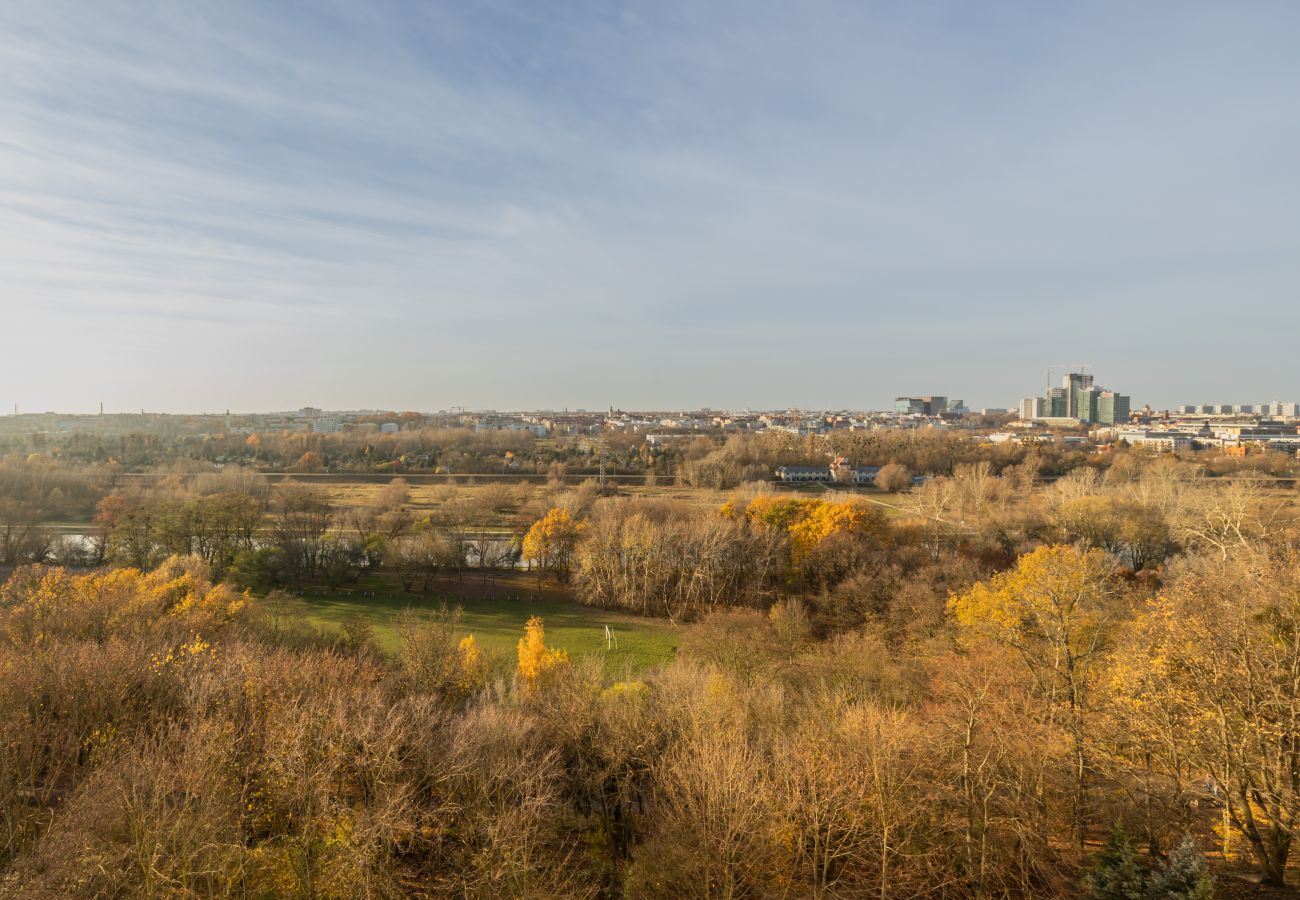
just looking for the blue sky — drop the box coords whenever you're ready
[2,1,1299,413]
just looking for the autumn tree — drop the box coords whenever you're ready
[902,476,959,557]
[576,502,786,619]
[396,606,485,703]
[91,493,131,564]
[516,616,569,693]
[874,463,913,493]
[1174,477,1289,559]
[950,545,1119,844]
[732,495,889,590]
[292,450,324,472]
[522,508,583,585]
[1108,551,1300,886]
[787,499,885,564]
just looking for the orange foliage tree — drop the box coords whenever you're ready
[522,508,584,585]
[725,495,889,586]
[516,616,569,693]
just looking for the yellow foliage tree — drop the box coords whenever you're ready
[522,508,584,585]
[516,616,569,692]
[1106,553,1300,886]
[949,544,1117,845]
[0,556,247,647]
[454,634,486,695]
[787,500,879,563]
[740,495,814,530]
[732,496,886,586]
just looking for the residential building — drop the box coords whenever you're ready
[1112,428,1194,452]
[775,465,881,485]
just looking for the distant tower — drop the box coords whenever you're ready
[1062,371,1094,419]
[99,401,104,416]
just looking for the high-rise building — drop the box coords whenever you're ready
[1020,371,1129,424]
[1047,387,1068,418]
[1062,373,1094,419]
[1074,387,1101,424]
[1019,397,1046,420]
[1097,391,1130,426]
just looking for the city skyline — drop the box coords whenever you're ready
[4,2,1300,412]
[9,382,1300,418]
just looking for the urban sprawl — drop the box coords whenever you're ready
[7,371,1300,471]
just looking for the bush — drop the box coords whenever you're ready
[874,462,914,492]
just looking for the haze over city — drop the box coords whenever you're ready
[3,1,1300,413]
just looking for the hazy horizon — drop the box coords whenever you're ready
[4,1,1300,413]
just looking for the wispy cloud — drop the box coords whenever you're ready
[2,1,1299,411]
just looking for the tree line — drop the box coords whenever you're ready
[5,449,1300,892]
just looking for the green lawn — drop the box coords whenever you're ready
[299,577,680,674]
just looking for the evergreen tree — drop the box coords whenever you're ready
[1148,835,1214,900]
[1085,823,1148,900]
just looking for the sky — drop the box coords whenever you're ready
[2,1,1299,414]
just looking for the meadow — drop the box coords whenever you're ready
[296,571,680,672]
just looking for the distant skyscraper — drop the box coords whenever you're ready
[1062,373,1094,419]
[1097,391,1129,425]
[1047,387,1068,418]
[1074,387,1101,423]
[1021,371,1128,424]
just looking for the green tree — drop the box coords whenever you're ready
[1084,823,1146,900]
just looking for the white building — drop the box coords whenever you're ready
[1018,397,1046,421]
[1112,428,1194,452]
[775,465,881,484]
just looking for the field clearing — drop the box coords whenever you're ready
[298,572,680,673]
[295,477,894,514]
[305,479,733,509]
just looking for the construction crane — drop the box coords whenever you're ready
[1045,364,1092,391]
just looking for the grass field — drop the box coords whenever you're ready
[312,480,736,515]
[298,572,681,673]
